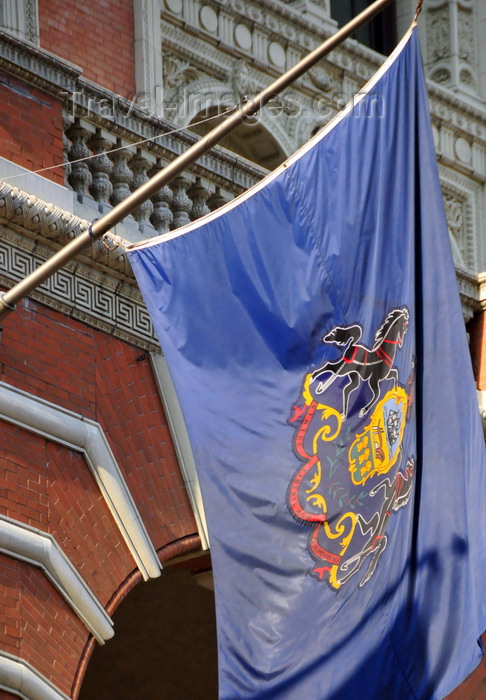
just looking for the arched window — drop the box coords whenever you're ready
[331,0,396,55]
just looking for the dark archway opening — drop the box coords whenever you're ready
[79,555,218,700]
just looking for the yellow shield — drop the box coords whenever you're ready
[348,387,408,485]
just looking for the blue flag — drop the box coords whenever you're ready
[128,26,486,699]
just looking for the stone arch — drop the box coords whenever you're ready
[173,79,294,169]
[75,540,216,699]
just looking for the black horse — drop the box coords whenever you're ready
[338,458,415,587]
[310,307,409,419]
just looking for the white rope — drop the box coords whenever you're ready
[1,105,238,183]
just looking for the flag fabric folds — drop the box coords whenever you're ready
[128,26,486,699]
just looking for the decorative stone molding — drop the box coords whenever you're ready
[0,180,132,277]
[437,163,485,273]
[151,353,209,550]
[0,28,81,95]
[427,4,450,65]
[444,190,468,267]
[134,0,163,113]
[456,266,482,322]
[0,381,162,581]
[0,226,159,351]
[0,653,69,700]
[162,53,202,93]
[0,0,39,45]
[0,515,113,643]
[424,0,480,98]
[162,0,336,47]
[477,272,486,310]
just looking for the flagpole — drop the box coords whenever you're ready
[0,0,393,322]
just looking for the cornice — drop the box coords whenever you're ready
[161,2,381,90]
[0,29,81,95]
[455,265,483,323]
[427,80,486,138]
[0,224,159,352]
[0,181,132,278]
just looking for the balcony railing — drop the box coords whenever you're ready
[63,109,268,245]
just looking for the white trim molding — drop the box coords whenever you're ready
[0,652,69,700]
[0,381,161,580]
[134,0,163,115]
[151,353,209,550]
[0,0,39,45]
[0,515,113,643]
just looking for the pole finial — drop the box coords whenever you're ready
[414,0,424,22]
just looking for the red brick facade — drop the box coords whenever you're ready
[0,296,201,697]
[447,646,486,700]
[469,311,486,391]
[38,0,136,97]
[0,1,484,698]
[0,71,64,185]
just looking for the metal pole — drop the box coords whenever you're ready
[0,0,393,322]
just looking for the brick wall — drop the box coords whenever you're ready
[0,548,88,696]
[468,311,486,390]
[0,72,64,185]
[19,564,87,696]
[446,641,486,699]
[38,0,136,97]
[443,310,486,698]
[0,295,200,696]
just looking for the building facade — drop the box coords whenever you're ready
[0,0,485,698]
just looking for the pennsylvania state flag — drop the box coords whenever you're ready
[128,26,486,699]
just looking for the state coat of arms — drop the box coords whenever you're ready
[287,307,416,590]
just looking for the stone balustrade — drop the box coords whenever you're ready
[63,116,264,242]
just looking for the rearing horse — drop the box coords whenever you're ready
[310,307,409,419]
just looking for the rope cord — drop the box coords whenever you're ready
[0,105,238,183]
[414,0,424,22]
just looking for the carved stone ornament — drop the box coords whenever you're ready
[0,180,131,277]
[443,192,468,267]
[25,0,38,43]
[444,193,464,239]
[460,69,474,87]
[431,68,451,84]
[427,5,450,64]
[307,64,332,92]
[458,6,475,64]
[162,54,200,90]
[232,59,258,100]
